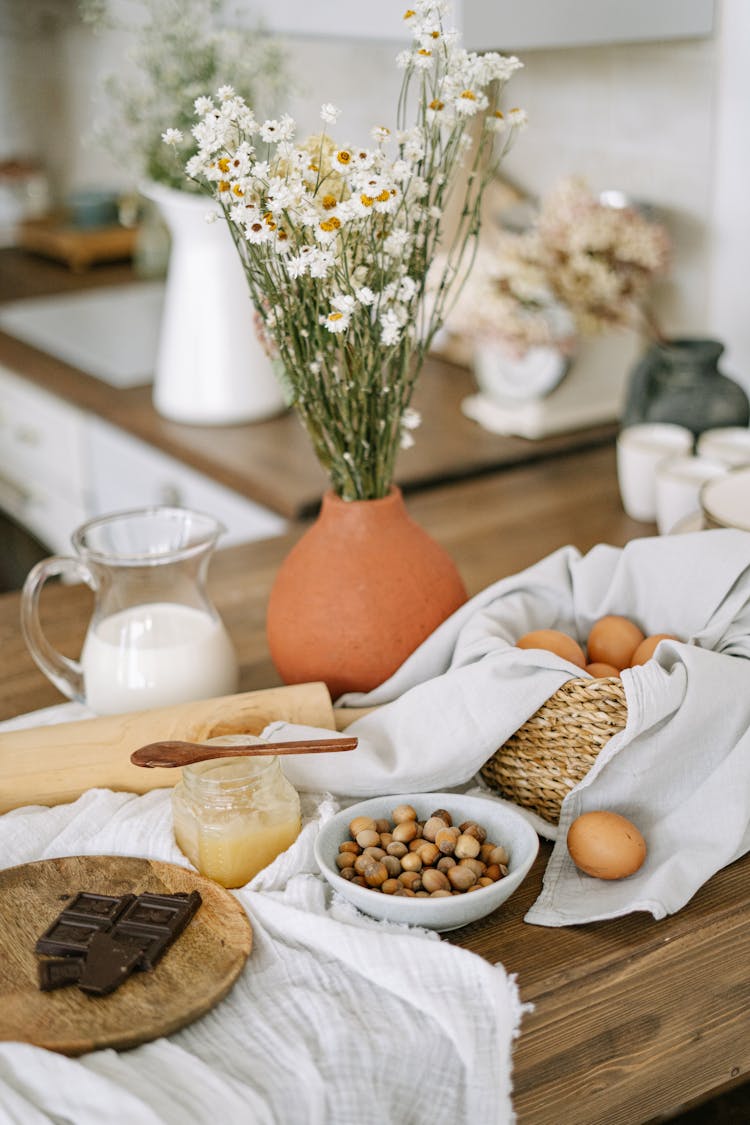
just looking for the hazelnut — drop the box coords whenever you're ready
[466,883,483,893]
[401,852,423,872]
[398,870,422,891]
[355,829,381,849]
[352,876,367,887]
[394,887,416,896]
[386,841,408,858]
[459,822,487,844]
[392,821,418,843]
[363,846,385,860]
[364,861,389,887]
[436,856,456,873]
[381,878,400,895]
[430,889,452,898]
[354,854,373,875]
[415,891,430,897]
[379,833,394,848]
[488,845,509,866]
[414,841,439,866]
[339,841,359,855]
[430,808,453,827]
[392,804,417,823]
[435,826,460,854]
[458,857,485,877]
[447,865,477,891]
[408,838,425,852]
[382,855,402,878]
[422,816,449,842]
[478,877,494,887]
[421,868,451,894]
[339,867,356,881]
[484,864,502,882]
[374,818,391,834]
[349,816,377,837]
[335,852,355,870]
[454,834,481,860]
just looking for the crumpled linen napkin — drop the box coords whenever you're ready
[266,529,750,926]
[0,766,523,1125]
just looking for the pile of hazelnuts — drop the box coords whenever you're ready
[334,804,510,897]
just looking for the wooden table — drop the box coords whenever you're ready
[1,444,748,1124]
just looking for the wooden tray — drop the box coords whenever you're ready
[0,855,252,1056]
[17,217,137,272]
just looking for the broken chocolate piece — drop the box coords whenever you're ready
[38,957,85,991]
[78,932,144,997]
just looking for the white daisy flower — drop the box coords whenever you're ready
[320,103,341,124]
[161,128,183,146]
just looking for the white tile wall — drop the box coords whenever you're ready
[1,2,747,392]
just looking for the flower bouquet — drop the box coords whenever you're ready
[165,0,526,695]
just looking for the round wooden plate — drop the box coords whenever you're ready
[0,855,252,1056]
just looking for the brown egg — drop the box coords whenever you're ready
[587,615,645,671]
[567,811,647,880]
[629,633,680,666]
[516,629,586,669]
[585,662,620,679]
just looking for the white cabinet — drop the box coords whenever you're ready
[0,366,288,555]
[0,365,88,554]
[248,0,714,49]
[85,417,287,548]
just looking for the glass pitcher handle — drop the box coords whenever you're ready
[20,556,95,704]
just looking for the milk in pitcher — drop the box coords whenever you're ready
[81,602,238,714]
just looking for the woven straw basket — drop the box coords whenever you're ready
[480,676,628,826]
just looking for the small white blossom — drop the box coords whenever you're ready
[161,128,183,146]
[320,103,341,124]
[355,287,375,306]
[217,85,235,100]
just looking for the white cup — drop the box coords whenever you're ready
[616,423,694,521]
[700,466,750,531]
[696,427,750,468]
[655,455,728,535]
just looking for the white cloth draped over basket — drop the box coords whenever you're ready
[270,529,750,927]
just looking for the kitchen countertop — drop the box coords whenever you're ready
[1,445,748,1124]
[0,249,618,519]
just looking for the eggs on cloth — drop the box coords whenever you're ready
[515,618,681,676]
[566,811,647,880]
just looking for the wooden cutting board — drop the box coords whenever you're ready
[0,855,252,1056]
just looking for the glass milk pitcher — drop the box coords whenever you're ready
[21,507,239,715]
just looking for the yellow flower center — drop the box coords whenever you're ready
[218,180,230,192]
[217,157,230,173]
[336,150,352,165]
[278,230,288,241]
[429,99,444,111]
[494,110,505,119]
[232,184,244,196]
[360,194,375,208]
[461,90,477,101]
[403,8,416,18]
[321,194,338,210]
[320,216,342,232]
[308,162,319,172]
[328,311,344,321]
[430,30,440,38]
[376,189,390,203]
[418,48,432,56]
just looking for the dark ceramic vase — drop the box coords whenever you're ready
[621,337,749,438]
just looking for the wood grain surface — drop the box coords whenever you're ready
[0,682,336,814]
[0,855,252,1056]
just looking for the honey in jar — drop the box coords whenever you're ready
[172,753,301,888]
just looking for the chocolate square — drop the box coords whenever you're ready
[35,918,111,957]
[64,892,135,925]
[78,932,144,997]
[38,957,85,991]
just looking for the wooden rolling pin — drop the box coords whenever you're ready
[0,682,337,815]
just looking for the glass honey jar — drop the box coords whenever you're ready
[172,750,301,889]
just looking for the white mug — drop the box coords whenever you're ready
[655,455,727,535]
[616,423,694,522]
[696,427,750,468]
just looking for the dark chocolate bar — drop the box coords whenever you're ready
[35,892,135,957]
[35,889,203,995]
[38,957,85,991]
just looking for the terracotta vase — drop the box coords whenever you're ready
[266,487,468,699]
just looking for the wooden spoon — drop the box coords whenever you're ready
[131,735,358,769]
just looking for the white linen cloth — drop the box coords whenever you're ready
[0,705,524,1125]
[267,529,750,926]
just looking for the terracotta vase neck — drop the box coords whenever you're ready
[320,487,405,521]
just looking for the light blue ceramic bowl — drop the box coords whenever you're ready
[314,792,539,932]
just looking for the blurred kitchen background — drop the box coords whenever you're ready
[2,0,748,382]
[1,0,749,590]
